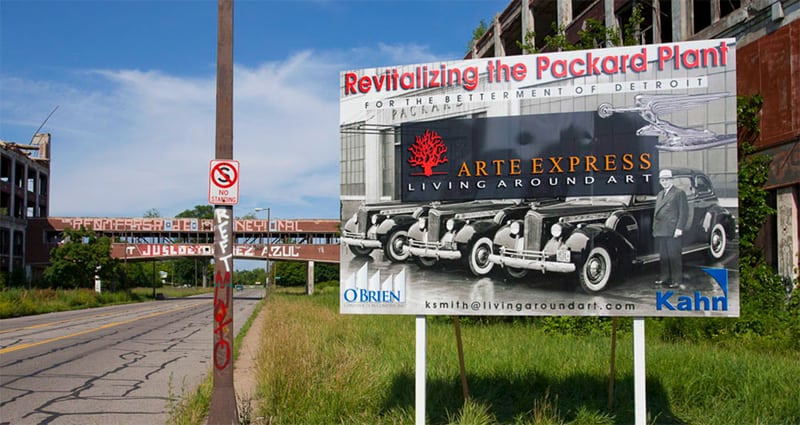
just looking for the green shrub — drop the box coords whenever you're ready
[538,316,616,336]
[657,260,798,351]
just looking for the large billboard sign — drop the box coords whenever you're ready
[340,39,739,317]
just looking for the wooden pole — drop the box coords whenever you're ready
[452,316,469,400]
[207,0,237,423]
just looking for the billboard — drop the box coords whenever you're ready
[340,39,739,317]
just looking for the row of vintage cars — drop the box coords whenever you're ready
[341,168,737,293]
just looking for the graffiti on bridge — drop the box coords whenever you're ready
[54,217,324,232]
[122,244,304,258]
[112,243,340,262]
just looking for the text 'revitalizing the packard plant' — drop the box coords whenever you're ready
[343,41,730,96]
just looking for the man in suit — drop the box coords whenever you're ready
[653,169,690,288]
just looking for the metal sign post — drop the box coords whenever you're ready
[633,318,647,425]
[415,315,426,425]
[207,0,237,423]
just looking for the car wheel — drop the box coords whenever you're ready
[415,256,437,268]
[348,245,373,257]
[707,222,727,260]
[468,237,494,276]
[384,230,410,263]
[579,246,612,293]
[502,266,529,279]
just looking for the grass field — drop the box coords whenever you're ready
[243,287,798,425]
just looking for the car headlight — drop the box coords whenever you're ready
[446,219,455,231]
[509,221,521,237]
[551,222,563,238]
[371,214,380,225]
[418,217,427,231]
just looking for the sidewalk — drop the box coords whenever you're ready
[233,302,267,423]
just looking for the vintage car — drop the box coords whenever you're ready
[407,199,539,276]
[341,201,435,262]
[488,168,737,293]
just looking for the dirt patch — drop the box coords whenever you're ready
[234,303,266,422]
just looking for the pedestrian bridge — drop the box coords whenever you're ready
[26,217,341,266]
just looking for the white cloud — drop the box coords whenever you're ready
[0,43,451,219]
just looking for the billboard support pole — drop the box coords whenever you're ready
[633,317,646,425]
[415,315,426,425]
[607,317,618,411]
[452,316,469,400]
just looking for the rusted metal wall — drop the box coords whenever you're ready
[737,19,800,149]
[737,19,800,188]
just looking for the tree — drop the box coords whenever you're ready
[272,261,306,286]
[43,227,119,289]
[174,205,215,286]
[122,262,156,288]
[517,3,642,53]
[314,263,339,283]
[176,205,214,219]
[234,267,267,285]
[144,208,161,218]
[408,130,448,176]
[467,19,488,52]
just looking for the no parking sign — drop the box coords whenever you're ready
[208,159,239,205]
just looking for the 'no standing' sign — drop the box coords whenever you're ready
[208,160,239,205]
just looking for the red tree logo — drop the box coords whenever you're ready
[408,130,448,176]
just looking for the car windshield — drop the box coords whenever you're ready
[564,195,632,206]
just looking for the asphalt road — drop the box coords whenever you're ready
[0,288,264,425]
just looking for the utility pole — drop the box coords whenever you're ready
[207,0,237,423]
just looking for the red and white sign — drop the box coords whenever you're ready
[208,160,240,205]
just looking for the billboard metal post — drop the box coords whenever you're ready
[633,318,646,425]
[608,317,618,411]
[415,315,426,425]
[208,0,237,423]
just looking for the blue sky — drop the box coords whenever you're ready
[1,0,506,219]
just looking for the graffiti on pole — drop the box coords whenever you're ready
[213,270,232,370]
[212,207,234,371]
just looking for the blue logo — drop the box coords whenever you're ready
[343,288,403,303]
[342,263,407,305]
[656,267,728,311]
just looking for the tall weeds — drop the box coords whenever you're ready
[246,290,800,425]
